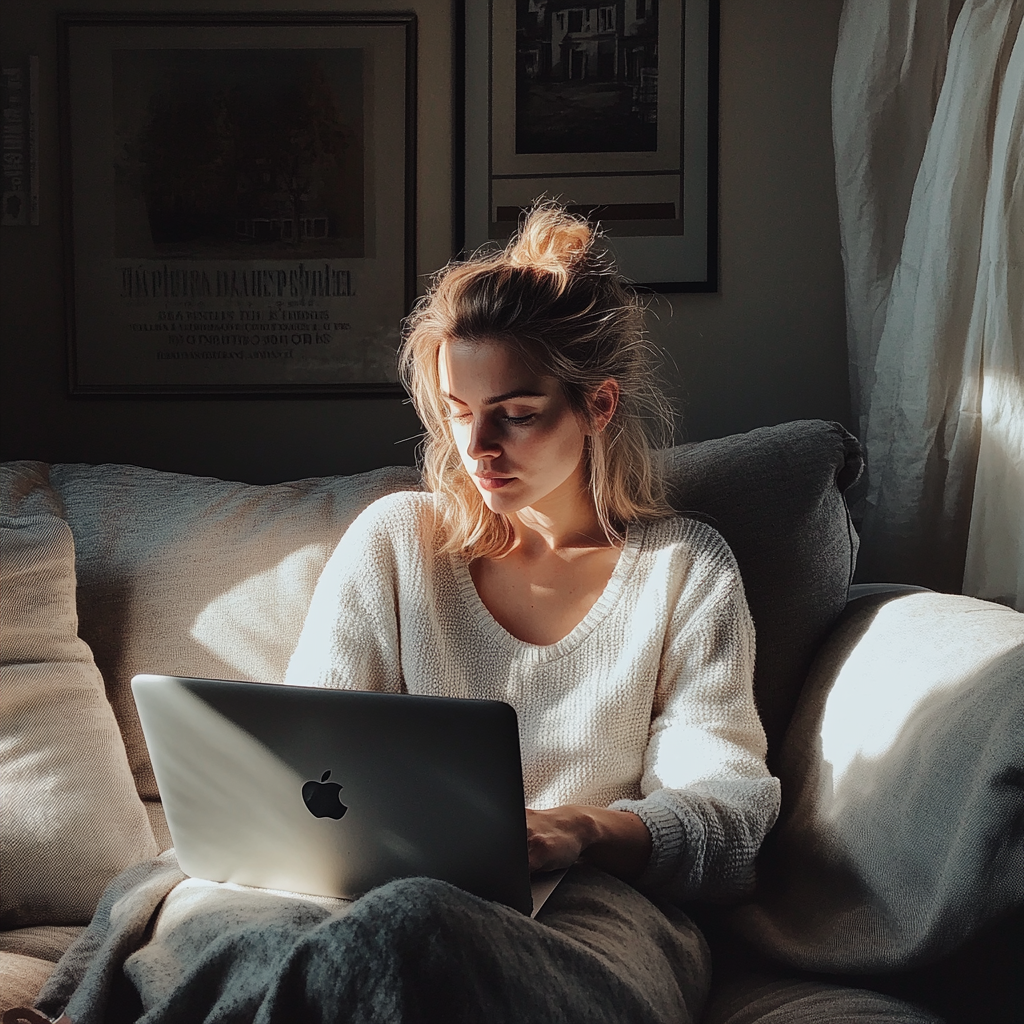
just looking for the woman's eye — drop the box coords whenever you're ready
[504,413,535,425]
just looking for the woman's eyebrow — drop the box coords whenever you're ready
[441,389,546,406]
[487,388,546,404]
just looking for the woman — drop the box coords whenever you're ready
[284,203,780,1023]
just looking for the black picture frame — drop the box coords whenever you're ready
[460,0,718,292]
[58,12,417,395]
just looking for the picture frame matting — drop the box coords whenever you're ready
[461,0,718,292]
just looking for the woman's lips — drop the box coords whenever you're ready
[475,475,515,491]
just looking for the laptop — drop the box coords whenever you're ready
[132,674,564,917]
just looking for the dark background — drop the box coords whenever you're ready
[0,0,850,484]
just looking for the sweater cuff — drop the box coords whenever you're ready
[609,794,697,894]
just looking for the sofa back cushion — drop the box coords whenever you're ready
[44,463,423,806]
[0,513,157,927]
[1,418,859,817]
[663,419,862,761]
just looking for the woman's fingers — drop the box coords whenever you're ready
[525,805,653,878]
[525,806,588,872]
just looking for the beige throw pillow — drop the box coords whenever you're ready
[0,514,157,927]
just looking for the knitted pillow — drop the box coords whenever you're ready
[0,514,157,927]
[662,419,862,762]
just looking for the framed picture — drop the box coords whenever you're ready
[58,13,416,395]
[461,0,717,291]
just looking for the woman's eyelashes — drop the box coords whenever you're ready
[446,408,537,426]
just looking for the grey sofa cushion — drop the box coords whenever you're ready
[662,419,863,763]
[702,972,942,1024]
[731,591,1024,975]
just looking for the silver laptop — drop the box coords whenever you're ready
[132,674,563,916]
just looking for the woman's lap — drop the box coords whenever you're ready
[536,864,710,1020]
[128,865,709,1024]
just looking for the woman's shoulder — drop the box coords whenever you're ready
[334,488,433,550]
[638,512,735,564]
[635,515,751,620]
[355,487,434,523]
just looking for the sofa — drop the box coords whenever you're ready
[1,418,1021,1023]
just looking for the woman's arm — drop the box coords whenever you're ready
[527,524,779,896]
[525,805,652,877]
[608,524,780,903]
[284,495,408,692]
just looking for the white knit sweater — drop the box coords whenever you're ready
[285,491,781,903]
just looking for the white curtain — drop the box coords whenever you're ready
[833,0,1024,609]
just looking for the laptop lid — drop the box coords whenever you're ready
[132,674,535,915]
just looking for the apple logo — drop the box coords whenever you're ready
[301,770,348,820]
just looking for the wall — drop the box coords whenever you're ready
[0,0,850,483]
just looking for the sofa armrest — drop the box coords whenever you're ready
[728,591,1024,976]
[846,583,931,602]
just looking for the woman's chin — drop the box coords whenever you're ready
[477,483,525,514]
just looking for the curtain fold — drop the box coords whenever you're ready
[834,0,1024,608]
[962,20,1024,609]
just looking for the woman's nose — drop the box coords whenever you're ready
[466,417,501,459]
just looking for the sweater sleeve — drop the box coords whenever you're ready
[283,496,406,693]
[610,524,781,904]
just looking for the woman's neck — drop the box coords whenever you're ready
[507,474,613,556]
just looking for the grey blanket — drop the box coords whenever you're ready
[34,852,710,1024]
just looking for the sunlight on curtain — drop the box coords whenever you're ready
[834,0,1024,608]
[963,19,1024,608]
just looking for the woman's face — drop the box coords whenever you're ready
[437,338,595,517]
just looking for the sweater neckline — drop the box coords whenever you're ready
[448,524,644,662]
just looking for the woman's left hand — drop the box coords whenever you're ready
[525,805,588,872]
[525,805,652,878]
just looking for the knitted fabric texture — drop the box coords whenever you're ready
[285,492,780,903]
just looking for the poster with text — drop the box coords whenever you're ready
[61,15,415,393]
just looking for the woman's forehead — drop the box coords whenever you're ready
[437,338,553,400]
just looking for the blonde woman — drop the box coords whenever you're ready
[284,203,780,1023]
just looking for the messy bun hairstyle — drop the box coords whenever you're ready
[399,201,675,558]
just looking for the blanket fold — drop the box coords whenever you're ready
[35,852,185,1024]
[31,854,710,1024]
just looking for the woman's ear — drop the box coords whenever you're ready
[588,379,620,433]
